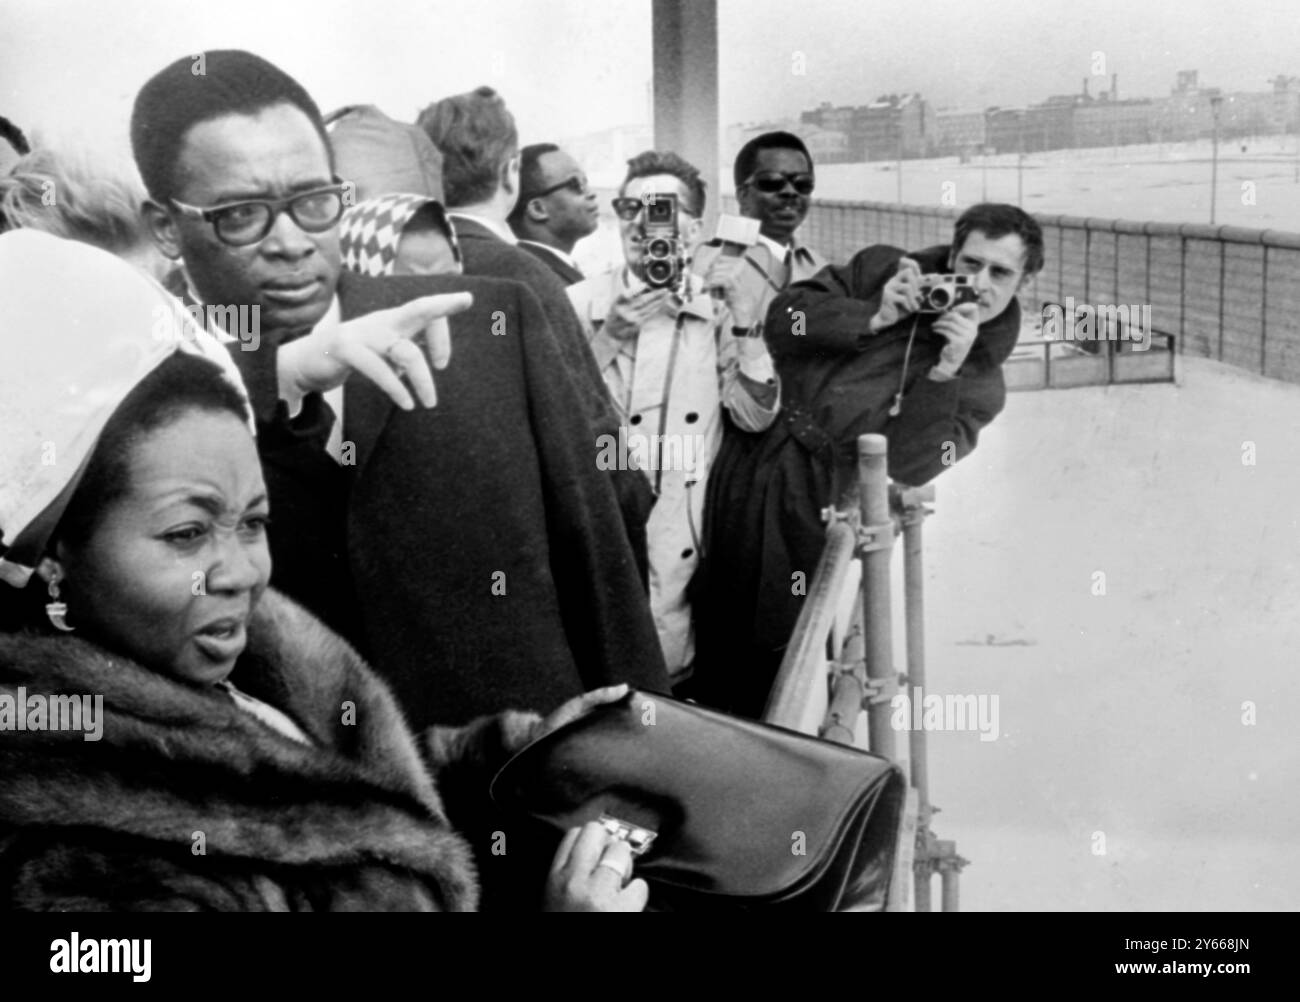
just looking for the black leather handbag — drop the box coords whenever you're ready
[489,689,906,911]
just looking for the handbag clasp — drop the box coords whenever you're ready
[598,814,657,856]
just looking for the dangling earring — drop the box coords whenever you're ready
[46,572,75,633]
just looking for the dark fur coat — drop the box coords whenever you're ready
[0,590,538,911]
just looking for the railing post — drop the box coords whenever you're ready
[856,434,896,760]
[897,486,933,813]
[1261,243,1269,376]
[915,870,933,912]
[940,848,961,912]
[763,520,857,730]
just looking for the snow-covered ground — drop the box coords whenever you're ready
[813,136,1300,232]
[913,356,1300,910]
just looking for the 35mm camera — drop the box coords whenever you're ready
[917,273,978,313]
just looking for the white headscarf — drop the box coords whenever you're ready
[0,230,252,588]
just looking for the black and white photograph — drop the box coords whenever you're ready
[0,0,1292,968]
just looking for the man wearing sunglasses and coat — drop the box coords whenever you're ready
[567,150,783,688]
[509,143,599,285]
[694,131,828,312]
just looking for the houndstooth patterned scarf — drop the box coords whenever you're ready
[339,193,461,277]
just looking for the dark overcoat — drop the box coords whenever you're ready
[453,217,654,582]
[517,240,586,286]
[692,244,1021,716]
[339,271,670,728]
[229,270,669,729]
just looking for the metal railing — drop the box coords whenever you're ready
[762,433,964,912]
[721,195,1300,385]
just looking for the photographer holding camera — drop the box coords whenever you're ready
[692,203,1044,717]
[567,150,782,686]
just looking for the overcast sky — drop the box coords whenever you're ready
[2,0,1298,154]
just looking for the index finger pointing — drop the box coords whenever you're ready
[425,315,451,371]
[391,292,474,335]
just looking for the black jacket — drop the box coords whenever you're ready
[338,271,670,728]
[229,270,669,729]
[454,217,654,583]
[517,239,586,285]
[692,244,1021,717]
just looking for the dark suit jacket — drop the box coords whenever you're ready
[452,216,654,583]
[517,239,585,286]
[338,271,670,728]
[226,335,363,649]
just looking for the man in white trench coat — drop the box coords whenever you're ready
[569,150,780,684]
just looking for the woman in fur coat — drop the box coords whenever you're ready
[0,231,646,912]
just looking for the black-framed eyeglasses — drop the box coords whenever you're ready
[524,175,590,202]
[611,197,645,221]
[745,171,815,196]
[170,183,348,247]
[611,195,701,222]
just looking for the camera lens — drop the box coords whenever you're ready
[928,286,952,310]
[646,238,673,258]
[646,260,674,284]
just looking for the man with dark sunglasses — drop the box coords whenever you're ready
[509,143,599,285]
[700,131,827,300]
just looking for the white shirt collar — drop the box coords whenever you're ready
[448,210,517,245]
[756,232,790,261]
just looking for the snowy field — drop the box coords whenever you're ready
[915,356,1300,910]
[812,136,1300,232]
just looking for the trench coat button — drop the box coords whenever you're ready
[681,548,694,559]
[630,414,643,425]
[685,412,699,423]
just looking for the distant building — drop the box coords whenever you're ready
[857,93,929,160]
[931,108,986,157]
[801,124,849,163]
[1022,96,1079,152]
[800,103,863,161]
[984,107,1024,154]
[1218,91,1281,137]
[791,66,1300,166]
[1074,98,1156,147]
[1271,76,1300,133]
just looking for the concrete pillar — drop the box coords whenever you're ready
[651,0,720,230]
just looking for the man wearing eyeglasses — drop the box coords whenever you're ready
[131,51,670,728]
[566,150,782,685]
[508,144,599,285]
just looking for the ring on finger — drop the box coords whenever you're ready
[384,342,409,371]
[594,857,630,882]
